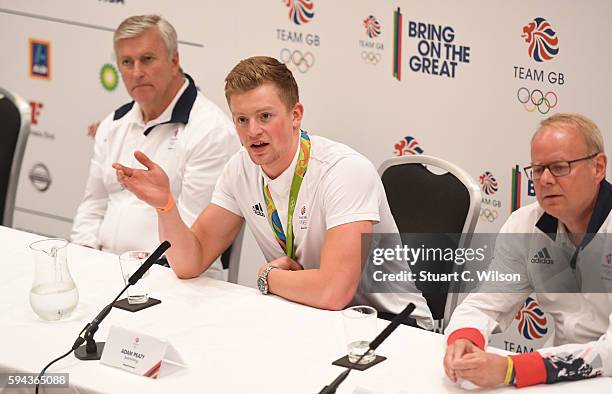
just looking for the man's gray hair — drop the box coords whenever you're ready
[534,112,605,154]
[114,15,177,58]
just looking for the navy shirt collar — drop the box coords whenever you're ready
[536,179,612,239]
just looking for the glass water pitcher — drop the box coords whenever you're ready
[29,238,79,321]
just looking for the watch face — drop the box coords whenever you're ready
[257,276,266,293]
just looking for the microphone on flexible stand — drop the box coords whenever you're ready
[73,240,171,360]
[318,303,416,394]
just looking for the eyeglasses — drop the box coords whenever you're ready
[524,153,599,181]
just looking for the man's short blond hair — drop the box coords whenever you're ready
[114,15,177,59]
[224,56,299,110]
[534,112,605,154]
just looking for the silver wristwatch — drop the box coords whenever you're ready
[257,264,276,295]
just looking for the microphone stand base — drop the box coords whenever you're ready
[75,342,105,360]
[113,297,161,312]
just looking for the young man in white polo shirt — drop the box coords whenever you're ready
[114,56,433,327]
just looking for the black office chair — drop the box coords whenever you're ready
[378,154,481,332]
[0,88,31,227]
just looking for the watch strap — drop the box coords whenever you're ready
[259,264,276,294]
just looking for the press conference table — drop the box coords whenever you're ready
[0,226,609,393]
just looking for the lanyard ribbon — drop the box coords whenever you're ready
[262,131,311,259]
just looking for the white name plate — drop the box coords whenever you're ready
[100,325,185,379]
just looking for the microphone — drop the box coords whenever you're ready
[370,302,415,349]
[318,303,416,394]
[129,241,170,285]
[73,241,171,360]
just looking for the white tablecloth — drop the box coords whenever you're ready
[0,226,609,393]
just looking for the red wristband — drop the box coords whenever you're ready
[510,352,546,387]
[446,327,485,350]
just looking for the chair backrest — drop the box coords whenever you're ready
[378,155,481,328]
[221,223,245,284]
[0,88,31,227]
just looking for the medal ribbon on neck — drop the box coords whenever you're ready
[262,131,311,259]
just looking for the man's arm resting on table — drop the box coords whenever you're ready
[160,203,244,279]
[507,325,611,387]
[446,318,612,387]
[264,220,372,311]
[443,291,529,387]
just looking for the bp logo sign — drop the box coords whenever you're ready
[100,63,119,91]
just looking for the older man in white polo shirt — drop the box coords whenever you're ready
[71,15,239,278]
[444,113,611,388]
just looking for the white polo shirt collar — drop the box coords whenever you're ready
[112,73,197,136]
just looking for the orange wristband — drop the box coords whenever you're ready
[156,195,175,213]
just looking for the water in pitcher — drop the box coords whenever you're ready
[29,281,78,321]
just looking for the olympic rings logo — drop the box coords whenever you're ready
[517,87,558,115]
[361,51,381,65]
[479,208,498,222]
[280,48,315,73]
